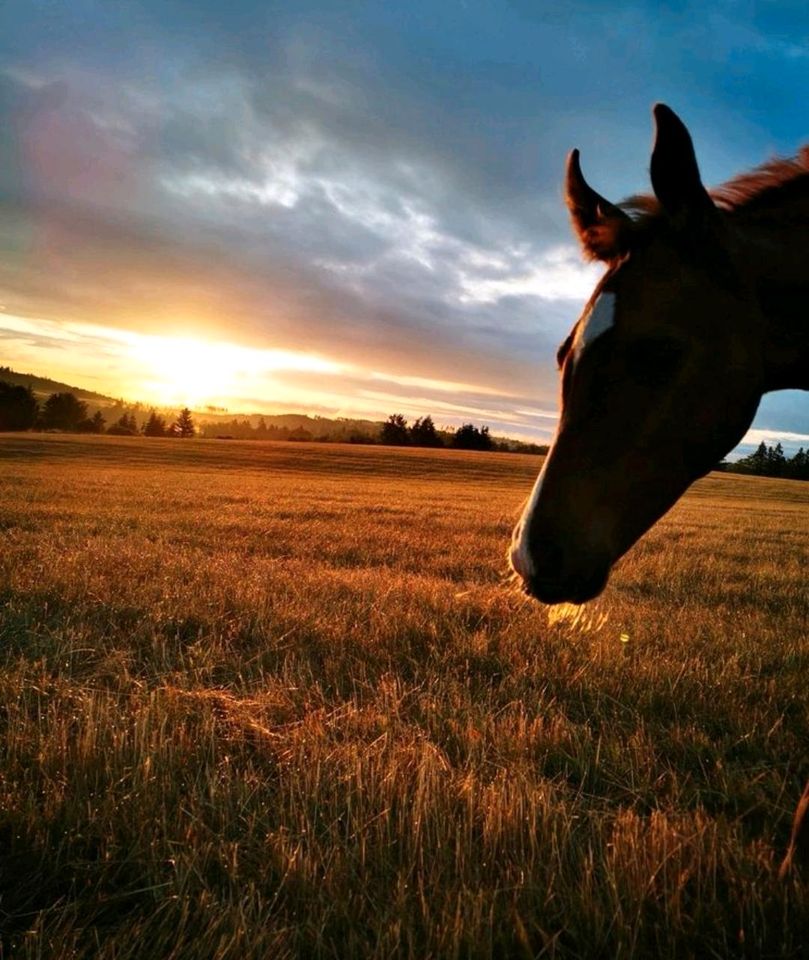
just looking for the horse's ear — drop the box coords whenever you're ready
[650,104,714,217]
[565,149,632,261]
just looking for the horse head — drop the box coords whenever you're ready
[511,105,767,604]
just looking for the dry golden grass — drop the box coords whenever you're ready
[0,433,807,959]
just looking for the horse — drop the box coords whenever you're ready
[509,103,809,876]
[510,103,808,605]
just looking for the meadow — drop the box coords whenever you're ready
[0,433,807,959]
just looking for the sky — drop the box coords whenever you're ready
[0,0,807,452]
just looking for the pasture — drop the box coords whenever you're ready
[0,434,807,958]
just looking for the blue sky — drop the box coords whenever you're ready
[0,1,807,450]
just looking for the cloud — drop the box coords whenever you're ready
[0,0,806,448]
[0,50,602,415]
[743,428,809,445]
[457,245,601,305]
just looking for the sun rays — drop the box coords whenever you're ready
[127,333,344,408]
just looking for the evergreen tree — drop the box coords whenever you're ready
[175,408,195,438]
[731,443,809,482]
[787,448,809,481]
[90,410,106,433]
[735,442,767,475]
[750,441,768,473]
[768,442,786,477]
[108,412,138,435]
[76,413,102,433]
[143,410,167,437]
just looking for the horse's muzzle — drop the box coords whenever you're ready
[510,519,611,605]
[522,566,609,605]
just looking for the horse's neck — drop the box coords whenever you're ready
[741,216,809,392]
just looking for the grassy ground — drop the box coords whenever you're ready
[0,433,807,959]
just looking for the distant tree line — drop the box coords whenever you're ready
[198,417,328,442]
[379,414,496,450]
[202,412,546,452]
[196,412,547,452]
[1,378,550,454]
[0,381,196,437]
[723,442,809,481]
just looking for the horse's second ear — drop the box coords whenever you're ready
[650,104,713,218]
[565,149,632,261]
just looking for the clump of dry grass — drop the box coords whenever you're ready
[0,434,807,958]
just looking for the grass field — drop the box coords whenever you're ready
[0,433,807,959]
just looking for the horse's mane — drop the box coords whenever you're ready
[617,146,809,225]
[712,146,809,213]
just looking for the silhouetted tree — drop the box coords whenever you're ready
[409,415,442,448]
[767,442,786,477]
[107,412,138,435]
[730,442,809,481]
[42,392,88,431]
[89,411,106,433]
[381,413,410,446]
[789,448,808,480]
[143,410,167,437]
[747,441,769,474]
[174,408,195,438]
[76,412,103,433]
[0,381,38,430]
[452,423,493,451]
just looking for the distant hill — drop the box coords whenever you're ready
[0,366,382,436]
[196,411,386,443]
[0,366,117,404]
[0,365,549,453]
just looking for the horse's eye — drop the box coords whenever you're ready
[625,338,683,384]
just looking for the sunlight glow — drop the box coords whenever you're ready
[128,334,345,407]
[0,312,346,409]
[546,602,609,634]
[1,310,558,436]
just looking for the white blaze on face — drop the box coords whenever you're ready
[574,291,616,366]
[510,458,548,581]
[511,291,616,583]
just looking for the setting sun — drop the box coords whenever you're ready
[131,336,239,407]
[128,333,345,408]
[131,335,342,406]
